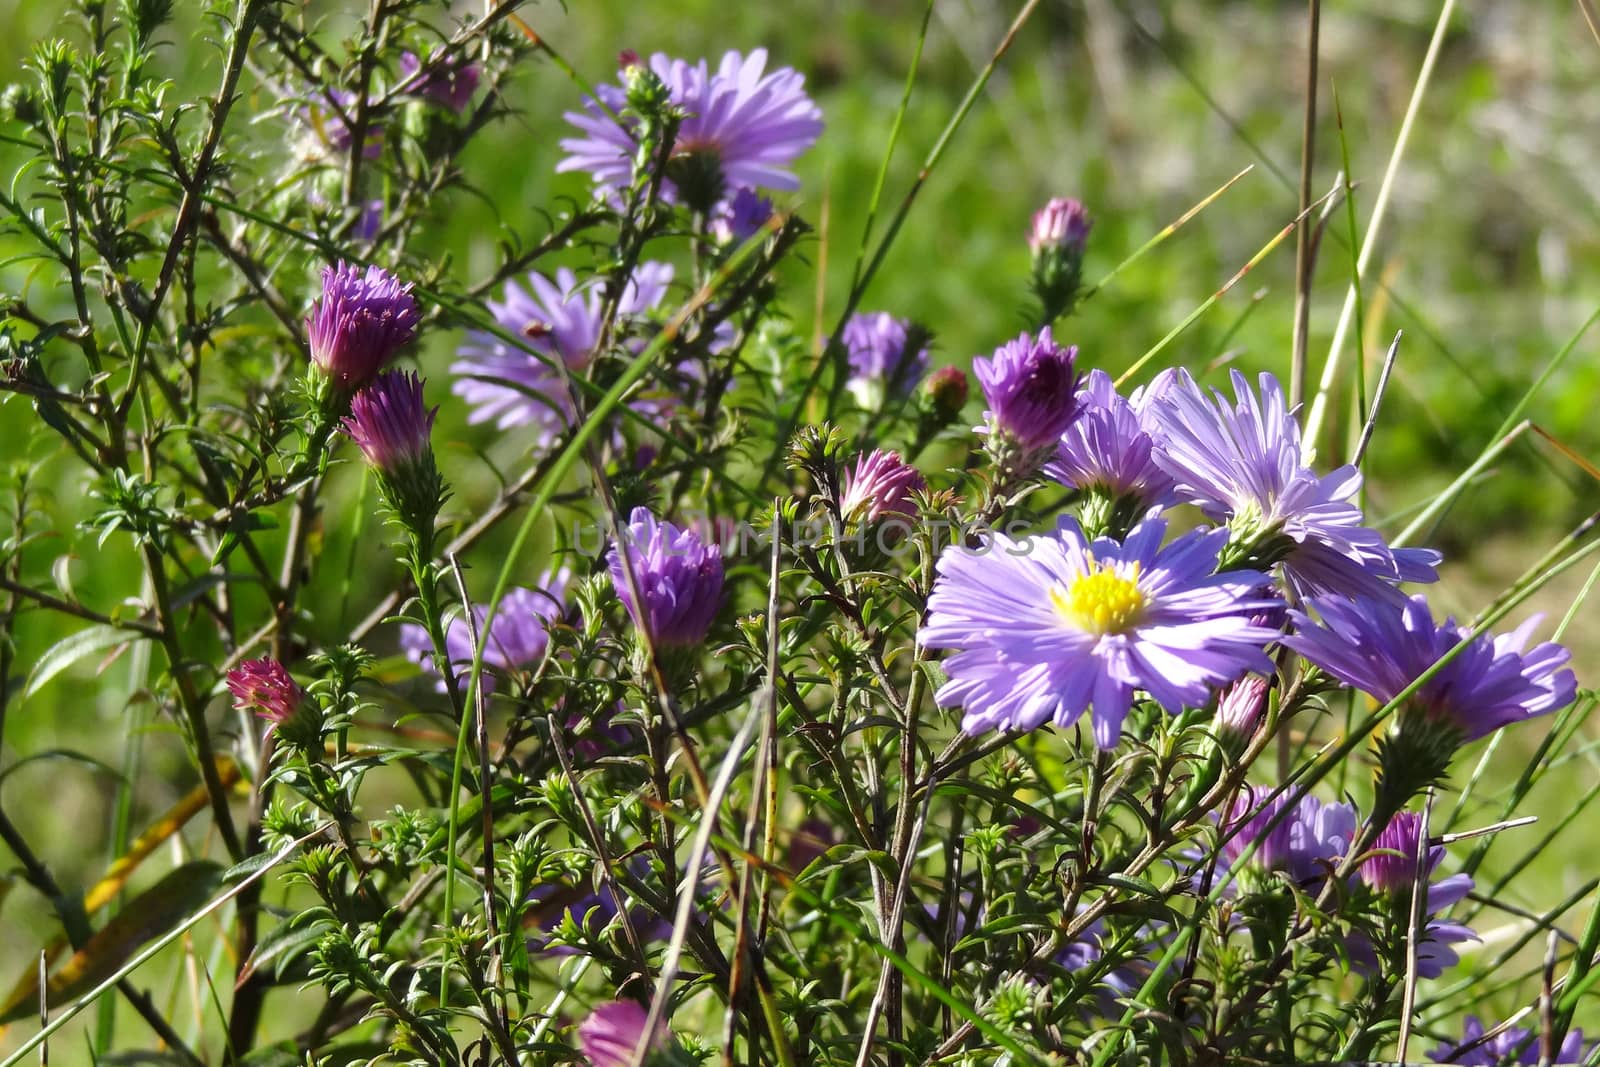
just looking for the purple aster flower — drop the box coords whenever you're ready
[400,572,570,694]
[1286,594,1576,744]
[839,449,925,524]
[842,312,930,408]
[577,1000,666,1067]
[1029,197,1092,258]
[300,90,382,159]
[973,328,1083,455]
[306,262,420,390]
[1045,369,1176,509]
[226,658,302,725]
[1431,1015,1589,1065]
[450,263,674,438]
[399,50,479,113]
[340,370,436,475]
[558,49,824,207]
[1217,786,1356,885]
[608,507,725,647]
[918,514,1280,747]
[1055,911,1157,1016]
[711,186,775,245]
[1350,811,1478,980]
[1148,369,1440,602]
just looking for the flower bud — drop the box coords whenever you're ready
[1029,197,1091,324]
[974,328,1082,468]
[608,508,725,648]
[921,365,969,424]
[340,370,445,533]
[306,262,419,392]
[226,658,303,724]
[839,449,925,525]
[578,1000,667,1067]
[1214,674,1268,752]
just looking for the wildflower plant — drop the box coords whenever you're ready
[0,4,1593,1067]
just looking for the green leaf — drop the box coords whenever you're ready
[23,625,133,702]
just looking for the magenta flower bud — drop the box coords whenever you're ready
[608,507,725,648]
[398,51,479,113]
[578,1000,667,1067]
[1360,811,1437,895]
[839,449,925,524]
[341,370,436,474]
[226,658,302,725]
[1215,674,1268,743]
[1029,197,1092,257]
[306,262,420,390]
[973,328,1082,455]
[921,365,969,423]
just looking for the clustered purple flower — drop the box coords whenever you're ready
[842,311,929,407]
[973,328,1082,454]
[340,370,437,476]
[306,262,419,390]
[401,572,571,693]
[577,1000,666,1067]
[839,449,924,524]
[226,658,302,724]
[399,50,479,113]
[608,507,725,648]
[559,49,823,210]
[1431,1015,1590,1065]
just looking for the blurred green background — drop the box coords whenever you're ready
[0,0,1596,1055]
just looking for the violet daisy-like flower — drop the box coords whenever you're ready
[973,328,1083,456]
[1217,786,1356,884]
[839,449,925,524]
[1350,810,1478,980]
[341,370,436,474]
[608,507,725,647]
[918,514,1280,748]
[558,49,824,208]
[400,571,570,694]
[306,262,420,390]
[450,263,674,438]
[577,1000,667,1067]
[1045,369,1176,511]
[842,312,929,408]
[711,186,775,245]
[226,658,303,725]
[399,50,479,113]
[1430,1015,1590,1065]
[1148,369,1440,603]
[1286,594,1576,745]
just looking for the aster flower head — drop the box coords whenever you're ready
[577,1000,667,1067]
[306,262,420,391]
[1029,197,1092,257]
[399,50,479,113]
[1349,811,1477,979]
[1149,369,1441,602]
[450,263,673,439]
[559,49,824,211]
[711,186,775,245]
[401,573,570,694]
[341,371,443,529]
[1359,811,1440,894]
[608,507,725,648]
[839,449,925,525]
[1045,369,1177,518]
[842,312,930,409]
[1217,786,1356,884]
[1431,1016,1590,1065]
[226,658,302,725]
[974,328,1083,461]
[1287,595,1575,803]
[918,514,1280,748]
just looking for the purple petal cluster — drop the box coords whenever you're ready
[919,514,1279,748]
[608,507,725,647]
[340,370,436,474]
[1045,369,1175,508]
[1029,197,1091,257]
[1431,1016,1590,1065]
[558,49,823,203]
[226,658,302,725]
[1350,812,1477,979]
[842,312,929,405]
[1218,785,1357,883]
[839,449,925,524]
[577,1000,665,1067]
[401,572,570,693]
[450,263,673,438]
[306,262,419,389]
[711,186,775,245]
[399,51,479,113]
[1286,595,1576,743]
[973,328,1083,452]
[1148,369,1440,602]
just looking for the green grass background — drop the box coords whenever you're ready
[0,0,1596,1056]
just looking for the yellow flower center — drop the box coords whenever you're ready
[1050,558,1146,634]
